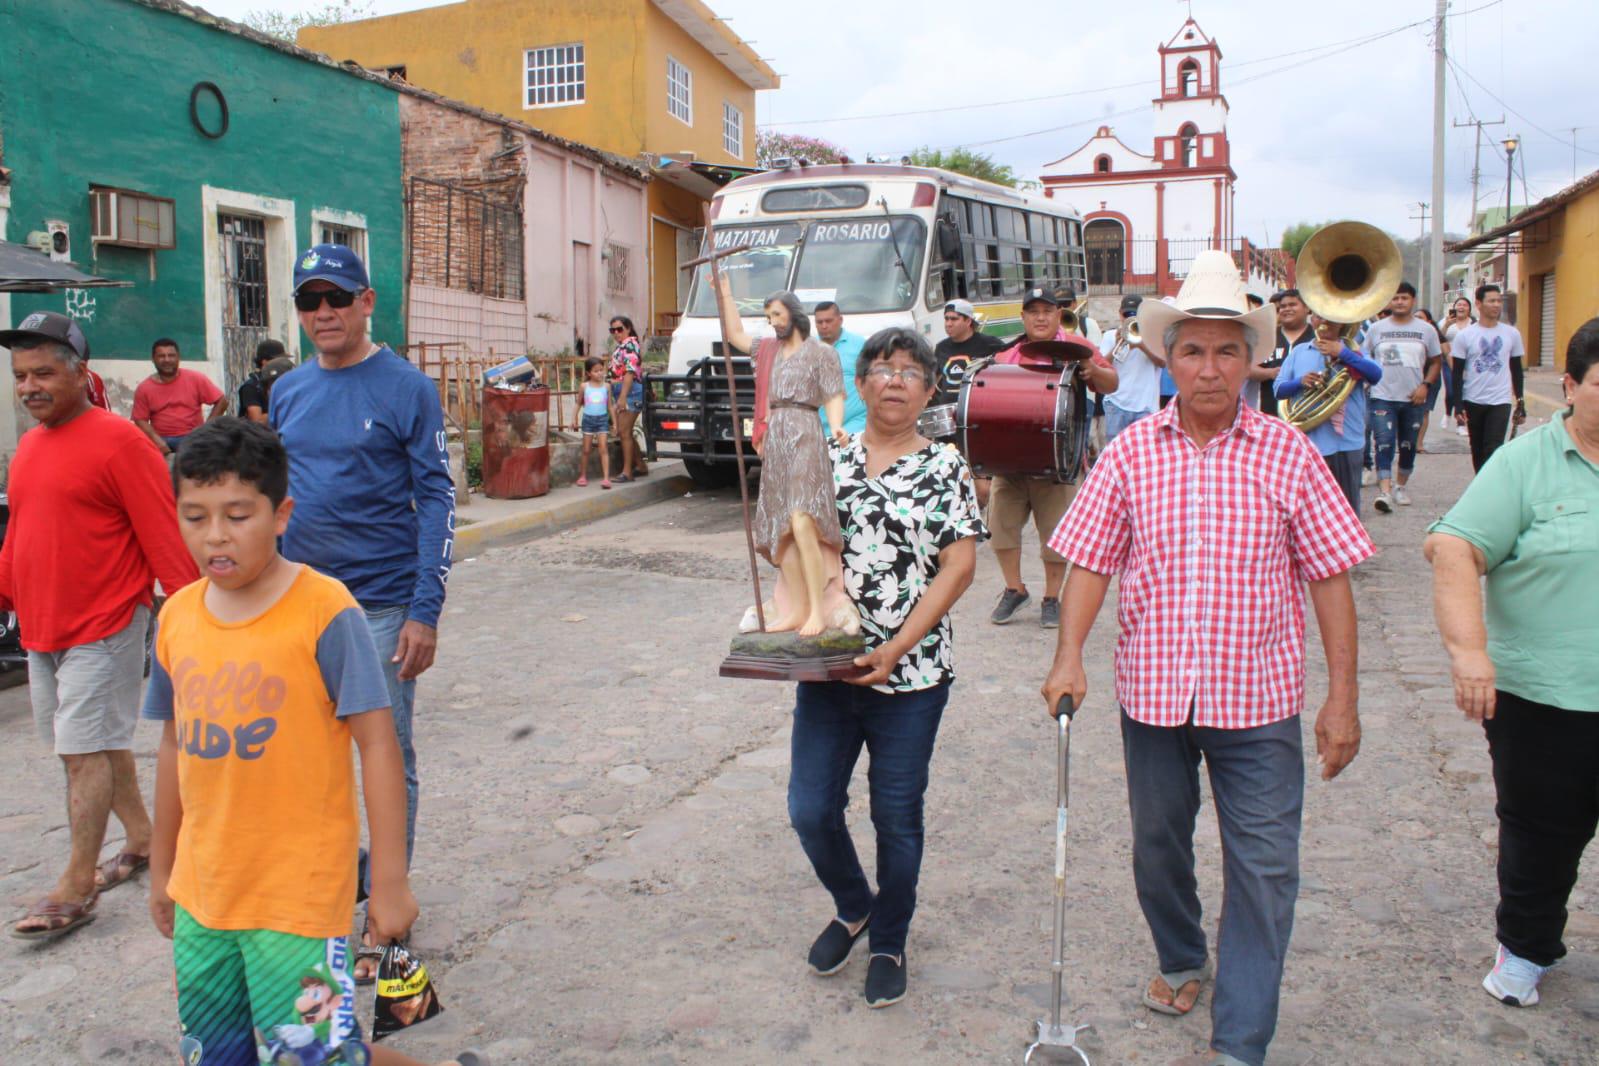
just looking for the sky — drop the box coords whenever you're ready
[205,0,1597,245]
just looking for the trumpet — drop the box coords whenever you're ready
[1059,302,1084,335]
[1284,221,1402,432]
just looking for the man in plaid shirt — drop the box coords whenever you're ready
[1042,252,1374,1066]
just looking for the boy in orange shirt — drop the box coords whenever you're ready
[144,418,483,1066]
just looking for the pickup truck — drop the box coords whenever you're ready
[641,347,761,489]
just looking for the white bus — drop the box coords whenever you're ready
[648,162,1087,486]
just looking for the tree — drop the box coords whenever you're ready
[241,0,372,41]
[755,131,849,169]
[904,147,1016,188]
[1280,221,1330,259]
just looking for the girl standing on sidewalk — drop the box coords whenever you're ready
[577,356,612,489]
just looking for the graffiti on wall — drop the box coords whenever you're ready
[64,288,97,323]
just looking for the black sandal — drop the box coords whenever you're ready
[353,917,383,985]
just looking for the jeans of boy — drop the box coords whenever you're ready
[1104,403,1151,443]
[787,680,949,958]
[1369,398,1424,480]
[1483,690,1599,967]
[1121,708,1303,1066]
[358,604,419,893]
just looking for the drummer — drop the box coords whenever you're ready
[987,288,1118,629]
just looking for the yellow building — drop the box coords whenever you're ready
[1451,168,1599,371]
[300,0,777,335]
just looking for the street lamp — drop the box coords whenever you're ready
[1501,135,1519,279]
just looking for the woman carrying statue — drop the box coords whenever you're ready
[713,275,854,636]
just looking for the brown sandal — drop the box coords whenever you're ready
[11,894,98,941]
[95,851,150,891]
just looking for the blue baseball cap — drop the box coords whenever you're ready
[293,243,369,293]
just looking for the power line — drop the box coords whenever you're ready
[759,0,1506,132]
[1449,57,1599,158]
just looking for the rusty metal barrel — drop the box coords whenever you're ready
[480,385,550,499]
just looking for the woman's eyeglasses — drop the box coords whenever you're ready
[609,325,627,334]
[864,366,928,386]
[293,288,363,312]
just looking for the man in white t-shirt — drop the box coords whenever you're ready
[1362,282,1441,512]
[1451,283,1526,472]
[1099,294,1163,442]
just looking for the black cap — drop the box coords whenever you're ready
[1022,287,1059,309]
[0,310,89,360]
[1119,294,1144,316]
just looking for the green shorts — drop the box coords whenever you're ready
[173,905,367,1066]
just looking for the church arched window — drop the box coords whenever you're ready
[1178,123,1199,167]
[1094,154,1112,173]
[1178,59,1199,97]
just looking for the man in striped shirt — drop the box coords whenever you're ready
[1041,252,1373,1066]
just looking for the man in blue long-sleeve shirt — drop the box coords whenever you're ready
[1275,314,1383,513]
[270,245,455,973]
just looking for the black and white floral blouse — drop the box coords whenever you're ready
[830,437,988,693]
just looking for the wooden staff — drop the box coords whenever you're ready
[684,202,765,632]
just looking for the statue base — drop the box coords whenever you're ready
[719,629,870,682]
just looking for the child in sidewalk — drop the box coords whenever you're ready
[577,355,612,489]
[144,418,484,1066]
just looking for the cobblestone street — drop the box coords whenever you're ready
[1,383,1594,1063]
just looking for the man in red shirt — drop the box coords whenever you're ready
[0,312,198,940]
[131,337,226,454]
[1042,254,1372,1066]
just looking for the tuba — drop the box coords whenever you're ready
[1284,221,1403,432]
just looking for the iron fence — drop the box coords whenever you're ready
[406,177,525,301]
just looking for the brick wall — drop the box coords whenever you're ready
[400,94,525,206]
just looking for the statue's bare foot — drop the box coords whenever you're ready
[798,612,827,638]
[764,612,803,633]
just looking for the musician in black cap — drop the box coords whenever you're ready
[986,288,1117,628]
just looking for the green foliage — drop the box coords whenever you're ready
[904,147,1016,187]
[241,0,372,41]
[465,439,483,489]
[756,131,850,168]
[1280,221,1330,260]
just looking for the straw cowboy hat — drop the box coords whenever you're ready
[1136,250,1278,365]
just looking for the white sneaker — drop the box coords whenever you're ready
[1456,424,1468,436]
[1373,491,1393,514]
[1360,469,1377,487]
[1483,943,1552,1006]
[1393,484,1411,506]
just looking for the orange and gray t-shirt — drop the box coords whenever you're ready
[142,565,391,938]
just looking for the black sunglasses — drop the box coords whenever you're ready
[609,325,626,333]
[294,288,363,312]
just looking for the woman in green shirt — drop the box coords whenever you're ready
[1424,316,1599,1010]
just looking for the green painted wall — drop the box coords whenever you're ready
[0,0,405,368]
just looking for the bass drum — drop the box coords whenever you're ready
[955,360,1090,484]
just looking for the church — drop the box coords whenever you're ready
[1039,17,1285,301]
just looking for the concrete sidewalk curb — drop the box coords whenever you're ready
[455,473,693,555]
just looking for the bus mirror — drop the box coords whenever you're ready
[936,218,961,262]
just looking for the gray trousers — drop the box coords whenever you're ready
[1121,708,1304,1066]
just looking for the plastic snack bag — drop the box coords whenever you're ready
[373,942,444,1039]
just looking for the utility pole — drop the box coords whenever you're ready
[1428,0,1447,313]
[1452,115,1503,298]
[1410,202,1430,300]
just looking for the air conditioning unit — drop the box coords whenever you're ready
[90,186,176,250]
[45,220,70,262]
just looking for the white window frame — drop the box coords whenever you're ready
[722,101,743,158]
[524,43,585,109]
[311,207,370,272]
[667,56,692,125]
[200,185,298,371]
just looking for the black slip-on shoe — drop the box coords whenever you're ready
[864,952,907,1008]
[808,917,869,976]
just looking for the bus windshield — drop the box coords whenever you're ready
[684,223,802,317]
[684,216,926,317]
[791,217,924,314]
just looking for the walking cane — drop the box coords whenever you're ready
[1024,695,1092,1065]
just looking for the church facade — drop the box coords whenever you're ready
[1039,18,1283,299]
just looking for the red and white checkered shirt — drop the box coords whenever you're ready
[1048,401,1374,729]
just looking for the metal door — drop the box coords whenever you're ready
[218,213,269,397]
[1084,219,1124,289]
[1538,271,1556,366]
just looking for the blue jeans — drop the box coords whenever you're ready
[788,681,949,957]
[1121,708,1303,1066]
[1104,403,1151,443]
[1369,398,1424,479]
[361,605,419,884]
